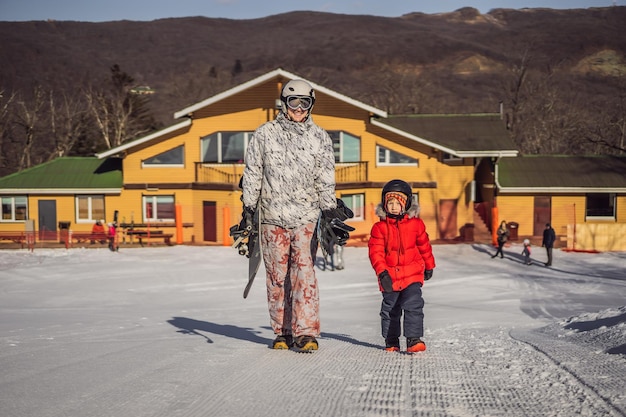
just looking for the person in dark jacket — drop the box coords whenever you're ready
[368,180,435,353]
[542,223,556,266]
[492,221,509,259]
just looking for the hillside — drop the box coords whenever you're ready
[0,6,625,174]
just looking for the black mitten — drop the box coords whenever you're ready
[424,269,433,281]
[378,270,394,293]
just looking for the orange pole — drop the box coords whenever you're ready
[491,206,499,246]
[175,203,183,244]
[223,206,231,246]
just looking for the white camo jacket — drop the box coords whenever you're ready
[242,112,336,229]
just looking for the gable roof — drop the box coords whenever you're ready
[96,118,191,159]
[496,155,626,193]
[173,68,387,119]
[97,68,387,159]
[371,114,518,158]
[0,157,123,195]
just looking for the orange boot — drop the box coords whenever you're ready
[407,338,426,353]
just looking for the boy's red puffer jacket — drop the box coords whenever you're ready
[368,204,435,292]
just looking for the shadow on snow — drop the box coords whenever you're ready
[166,317,381,349]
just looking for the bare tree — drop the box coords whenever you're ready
[579,76,626,155]
[85,64,155,149]
[501,47,587,155]
[48,89,88,159]
[501,48,533,152]
[0,89,17,173]
[15,86,46,170]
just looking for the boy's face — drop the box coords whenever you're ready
[386,197,403,215]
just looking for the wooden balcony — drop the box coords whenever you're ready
[335,162,368,183]
[195,163,244,186]
[195,162,368,187]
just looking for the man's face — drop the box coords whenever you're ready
[287,107,308,123]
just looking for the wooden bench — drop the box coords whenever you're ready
[0,231,28,248]
[126,230,173,246]
[70,233,109,244]
[136,234,173,246]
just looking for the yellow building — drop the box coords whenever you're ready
[494,156,626,252]
[1,68,518,247]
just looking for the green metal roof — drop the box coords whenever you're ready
[0,157,122,192]
[374,114,518,154]
[496,155,626,192]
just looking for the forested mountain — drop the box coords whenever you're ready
[1,6,625,176]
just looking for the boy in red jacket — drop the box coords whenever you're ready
[368,180,436,353]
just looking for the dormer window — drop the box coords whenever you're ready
[328,131,360,162]
[201,132,253,163]
[376,145,418,166]
[142,145,184,167]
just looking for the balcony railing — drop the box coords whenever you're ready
[335,162,368,183]
[195,163,244,186]
[195,161,368,186]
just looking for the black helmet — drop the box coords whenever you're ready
[382,179,412,211]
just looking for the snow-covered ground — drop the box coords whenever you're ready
[0,243,625,417]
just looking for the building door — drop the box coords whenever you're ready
[534,196,551,236]
[38,200,57,240]
[203,201,217,242]
[438,199,458,240]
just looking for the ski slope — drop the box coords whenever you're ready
[1,244,624,416]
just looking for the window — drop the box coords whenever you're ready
[586,193,615,219]
[376,145,418,166]
[201,132,253,163]
[143,195,175,222]
[442,152,462,163]
[340,194,364,221]
[1,196,28,222]
[143,145,184,166]
[76,195,105,223]
[328,131,360,162]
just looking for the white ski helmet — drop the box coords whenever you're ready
[280,79,316,115]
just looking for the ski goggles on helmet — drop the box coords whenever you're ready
[285,95,313,111]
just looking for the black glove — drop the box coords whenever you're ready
[240,206,256,231]
[378,270,394,293]
[424,269,433,281]
[322,198,354,221]
[328,218,355,246]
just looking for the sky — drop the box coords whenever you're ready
[0,0,622,22]
[0,243,624,416]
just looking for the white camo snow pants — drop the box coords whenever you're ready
[260,223,320,338]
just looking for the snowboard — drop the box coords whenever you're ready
[230,205,262,299]
[110,210,120,252]
[313,201,355,271]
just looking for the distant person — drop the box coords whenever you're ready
[108,222,118,251]
[522,238,531,265]
[91,219,106,244]
[368,180,435,353]
[492,221,509,259]
[542,223,556,266]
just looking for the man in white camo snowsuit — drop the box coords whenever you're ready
[242,79,337,351]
